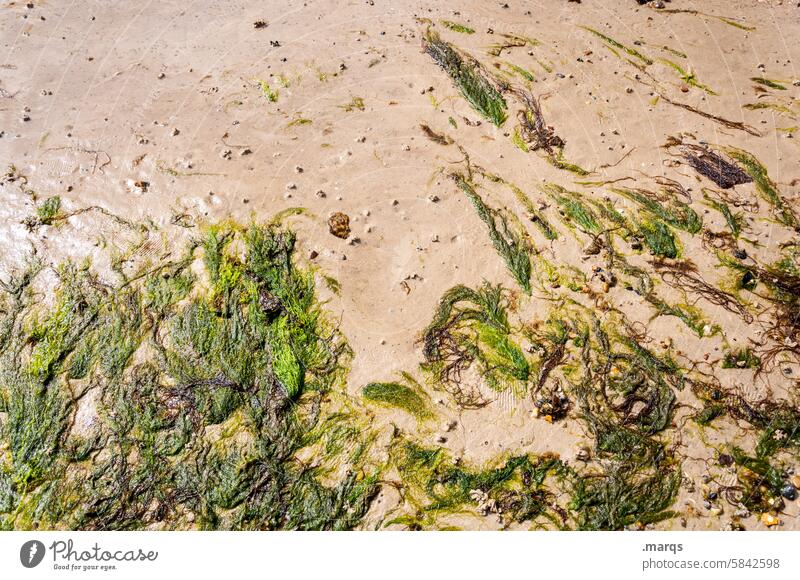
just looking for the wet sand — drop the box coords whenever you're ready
[1,0,799,530]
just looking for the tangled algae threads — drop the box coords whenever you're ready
[452,174,532,294]
[423,28,508,126]
[724,148,798,229]
[362,377,434,420]
[0,222,381,530]
[421,282,530,405]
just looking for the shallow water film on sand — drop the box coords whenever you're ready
[1,0,800,530]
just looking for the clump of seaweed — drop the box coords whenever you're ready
[452,174,532,294]
[387,436,567,529]
[703,189,745,238]
[362,374,433,420]
[612,186,702,234]
[423,28,508,126]
[478,171,558,240]
[523,310,683,529]
[513,91,588,176]
[419,123,452,145]
[421,283,530,407]
[721,348,761,369]
[542,183,601,234]
[651,259,753,324]
[724,147,798,229]
[440,20,474,35]
[580,26,653,66]
[675,142,753,190]
[0,221,380,530]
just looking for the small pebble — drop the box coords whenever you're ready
[781,484,797,501]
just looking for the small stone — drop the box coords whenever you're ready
[294,165,304,173]
[328,212,351,239]
[760,513,780,527]
[286,182,297,190]
[157,72,166,79]
[781,484,797,500]
[428,194,440,203]
[435,435,447,444]
[171,127,180,136]
[315,190,327,198]
[308,250,318,260]
[402,144,411,151]
[239,148,252,156]
[443,420,457,432]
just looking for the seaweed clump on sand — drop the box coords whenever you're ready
[387,437,568,529]
[0,222,380,530]
[671,141,752,190]
[558,312,683,529]
[421,283,529,408]
[391,305,684,530]
[362,374,433,420]
[422,28,508,126]
[452,174,532,294]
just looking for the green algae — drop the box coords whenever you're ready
[725,148,798,228]
[421,283,529,401]
[543,184,600,233]
[453,174,532,293]
[721,348,760,369]
[613,187,702,234]
[362,379,433,420]
[339,96,366,112]
[440,20,474,34]
[638,219,679,259]
[659,59,717,95]
[0,221,379,530]
[703,191,744,237]
[480,172,558,240]
[580,27,653,66]
[257,79,279,102]
[751,77,788,91]
[36,196,62,224]
[423,29,508,126]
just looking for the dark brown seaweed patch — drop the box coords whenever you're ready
[681,145,752,189]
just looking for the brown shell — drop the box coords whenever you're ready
[327,212,351,239]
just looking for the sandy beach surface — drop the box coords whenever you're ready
[1,0,800,530]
